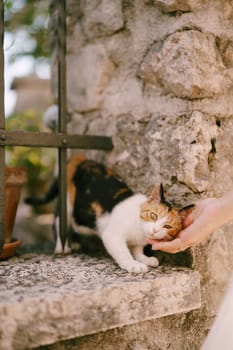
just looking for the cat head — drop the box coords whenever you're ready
[140,184,194,241]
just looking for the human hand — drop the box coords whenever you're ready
[147,198,225,253]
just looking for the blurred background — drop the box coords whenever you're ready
[4,0,56,253]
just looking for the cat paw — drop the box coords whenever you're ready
[63,245,72,255]
[54,247,63,254]
[54,244,72,255]
[135,255,159,267]
[124,261,148,274]
[145,256,159,267]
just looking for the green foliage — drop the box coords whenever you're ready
[4,1,13,10]
[6,111,56,190]
[6,109,42,132]
[4,1,55,190]
[4,0,50,61]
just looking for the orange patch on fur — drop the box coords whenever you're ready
[67,153,86,205]
[105,167,114,176]
[140,200,182,239]
[91,202,104,217]
[113,188,129,199]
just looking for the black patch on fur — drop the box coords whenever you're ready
[24,179,59,205]
[72,160,133,229]
[160,183,173,210]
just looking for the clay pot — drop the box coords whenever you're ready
[0,167,27,259]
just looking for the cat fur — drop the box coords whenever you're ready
[25,154,192,273]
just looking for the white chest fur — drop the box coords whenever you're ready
[96,194,159,273]
[97,193,147,244]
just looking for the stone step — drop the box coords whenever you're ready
[0,254,201,350]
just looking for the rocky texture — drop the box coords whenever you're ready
[172,111,218,192]
[80,0,124,39]
[154,0,202,13]
[139,30,230,99]
[37,309,206,350]
[0,254,200,350]
[67,44,115,112]
[48,0,233,349]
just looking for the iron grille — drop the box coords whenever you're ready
[0,0,113,254]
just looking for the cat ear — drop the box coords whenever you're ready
[159,183,166,203]
[148,184,160,202]
[179,204,195,219]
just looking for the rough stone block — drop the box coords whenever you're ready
[109,111,217,194]
[103,76,146,120]
[216,37,233,68]
[139,30,228,99]
[155,0,202,12]
[67,44,115,112]
[0,254,201,350]
[80,0,124,39]
[174,111,218,192]
[146,111,218,192]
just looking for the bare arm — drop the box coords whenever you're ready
[148,191,233,253]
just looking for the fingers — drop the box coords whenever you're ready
[149,211,196,253]
[148,237,189,254]
[182,211,195,228]
[147,198,219,254]
[147,222,198,253]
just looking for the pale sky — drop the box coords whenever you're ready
[4,32,50,117]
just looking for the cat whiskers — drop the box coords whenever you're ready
[147,232,173,241]
[162,233,173,241]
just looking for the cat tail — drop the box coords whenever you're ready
[24,178,59,206]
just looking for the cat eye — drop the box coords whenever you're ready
[164,224,172,229]
[150,212,157,221]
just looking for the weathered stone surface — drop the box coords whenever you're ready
[211,118,233,194]
[139,30,228,99]
[109,111,217,195]
[174,111,218,192]
[216,37,233,68]
[155,0,202,13]
[0,254,200,350]
[191,93,233,119]
[80,0,124,39]
[103,77,147,120]
[67,44,115,112]
[37,309,206,350]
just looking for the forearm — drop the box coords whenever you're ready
[215,190,233,227]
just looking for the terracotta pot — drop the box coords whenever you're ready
[0,239,22,260]
[0,167,27,259]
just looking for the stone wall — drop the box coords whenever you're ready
[49,0,233,348]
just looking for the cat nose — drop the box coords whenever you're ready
[153,228,159,234]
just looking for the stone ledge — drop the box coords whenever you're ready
[0,254,201,350]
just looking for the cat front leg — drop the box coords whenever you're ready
[101,233,148,273]
[131,245,159,268]
[55,196,73,254]
[54,216,72,254]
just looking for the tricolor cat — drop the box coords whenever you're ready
[25,154,193,273]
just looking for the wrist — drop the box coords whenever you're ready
[215,191,233,226]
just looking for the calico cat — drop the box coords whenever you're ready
[25,154,193,273]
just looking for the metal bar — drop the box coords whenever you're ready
[0,0,5,254]
[0,130,113,149]
[0,0,113,256]
[57,0,67,249]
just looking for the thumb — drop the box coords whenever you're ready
[182,211,195,229]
